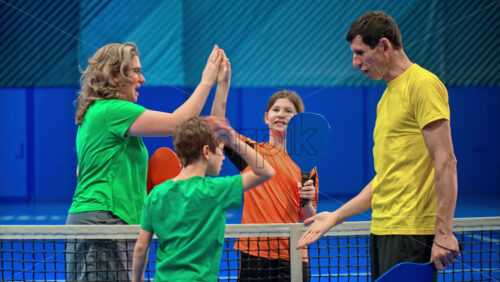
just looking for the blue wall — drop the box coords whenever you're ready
[1,86,499,203]
[1,0,499,204]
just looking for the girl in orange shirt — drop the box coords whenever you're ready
[212,88,319,281]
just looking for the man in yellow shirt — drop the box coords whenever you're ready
[297,11,460,281]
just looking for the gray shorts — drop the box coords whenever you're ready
[65,211,135,281]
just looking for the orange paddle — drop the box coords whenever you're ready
[147,147,182,194]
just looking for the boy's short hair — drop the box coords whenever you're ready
[346,11,403,50]
[173,117,220,166]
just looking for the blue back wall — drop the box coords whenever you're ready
[0,0,498,204]
[1,86,498,203]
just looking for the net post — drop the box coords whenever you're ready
[289,224,303,282]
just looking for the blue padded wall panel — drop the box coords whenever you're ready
[1,86,499,204]
[0,89,28,200]
[33,88,78,202]
[450,87,500,195]
[137,86,188,157]
[301,87,366,195]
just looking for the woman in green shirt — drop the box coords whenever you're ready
[66,42,230,281]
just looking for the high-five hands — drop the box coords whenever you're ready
[217,49,231,87]
[201,45,224,86]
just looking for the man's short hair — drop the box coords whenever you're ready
[173,117,220,166]
[346,11,403,50]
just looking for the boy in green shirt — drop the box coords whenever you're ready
[132,116,275,281]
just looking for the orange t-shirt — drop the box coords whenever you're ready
[225,134,319,261]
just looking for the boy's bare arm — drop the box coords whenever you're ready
[229,134,275,190]
[211,49,230,117]
[132,229,153,282]
[206,116,275,190]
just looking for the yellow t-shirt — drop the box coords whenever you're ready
[371,64,450,235]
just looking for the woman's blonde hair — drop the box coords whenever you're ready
[74,42,139,125]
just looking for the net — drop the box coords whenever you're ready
[0,217,498,281]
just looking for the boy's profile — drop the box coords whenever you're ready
[132,116,275,281]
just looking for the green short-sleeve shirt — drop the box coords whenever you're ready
[69,99,148,224]
[141,175,243,281]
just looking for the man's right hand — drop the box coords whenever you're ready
[296,211,339,249]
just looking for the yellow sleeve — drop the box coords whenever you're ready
[411,75,450,130]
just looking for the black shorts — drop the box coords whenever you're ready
[370,234,437,282]
[238,252,310,282]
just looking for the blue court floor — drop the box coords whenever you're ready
[1,193,499,225]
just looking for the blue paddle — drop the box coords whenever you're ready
[375,262,436,282]
[286,112,331,207]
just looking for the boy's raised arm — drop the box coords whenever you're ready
[206,116,275,190]
[211,49,231,117]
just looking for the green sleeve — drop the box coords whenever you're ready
[105,100,146,138]
[209,175,243,211]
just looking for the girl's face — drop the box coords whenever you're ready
[264,98,297,135]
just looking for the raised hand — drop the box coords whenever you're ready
[201,45,223,86]
[217,49,231,86]
[296,211,339,249]
[205,116,234,144]
[211,49,231,117]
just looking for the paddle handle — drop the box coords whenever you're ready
[300,172,315,207]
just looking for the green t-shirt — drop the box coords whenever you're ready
[141,175,243,282]
[69,99,148,224]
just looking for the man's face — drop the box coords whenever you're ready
[350,35,388,81]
